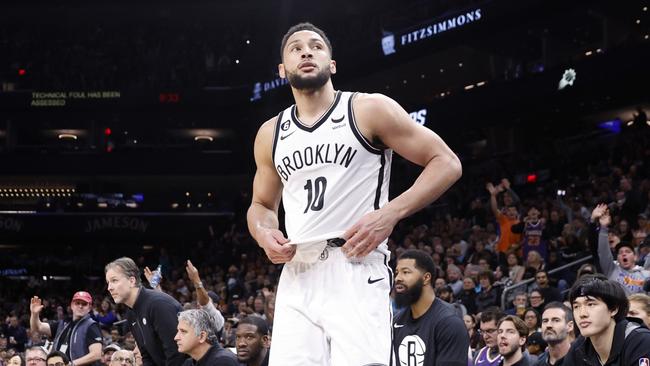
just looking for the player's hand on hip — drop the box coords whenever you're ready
[259,228,296,264]
[342,208,397,259]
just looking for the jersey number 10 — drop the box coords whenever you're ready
[303,177,327,213]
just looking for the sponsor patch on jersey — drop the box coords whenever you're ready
[281,120,291,131]
[639,358,650,366]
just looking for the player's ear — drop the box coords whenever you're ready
[423,271,432,286]
[278,63,286,79]
[329,60,336,75]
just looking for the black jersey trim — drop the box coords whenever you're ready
[271,111,284,166]
[290,90,342,132]
[348,92,383,155]
[374,153,386,210]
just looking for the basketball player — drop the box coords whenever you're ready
[392,250,469,365]
[247,22,462,366]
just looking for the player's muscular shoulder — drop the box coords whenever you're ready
[351,93,397,146]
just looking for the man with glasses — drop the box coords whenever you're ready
[30,291,102,365]
[25,346,48,366]
[109,350,136,366]
[474,307,505,366]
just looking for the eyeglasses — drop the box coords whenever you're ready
[48,363,66,366]
[27,358,47,364]
[112,357,134,365]
[479,328,498,335]
[530,295,542,299]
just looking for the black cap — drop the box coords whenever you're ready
[527,332,547,347]
[207,291,220,304]
[614,241,635,254]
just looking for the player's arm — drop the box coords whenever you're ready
[246,118,296,264]
[343,93,462,257]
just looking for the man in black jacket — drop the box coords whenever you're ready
[174,309,238,366]
[563,274,650,366]
[105,257,187,366]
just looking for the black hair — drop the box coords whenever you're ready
[568,273,629,322]
[238,315,269,337]
[543,301,573,323]
[480,306,505,324]
[478,269,495,285]
[47,350,70,365]
[398,249,436,285]
[280,22,333,60]
[524,307,542,327]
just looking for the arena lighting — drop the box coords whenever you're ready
[97,202,108,208]
[58,133,77,140]
[18,69,25,76]
[526,174,538,183]
[104,127,112,135]
[194,135,213,142]
[464,84,475,90]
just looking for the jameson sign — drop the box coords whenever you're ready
[382,8,483,55]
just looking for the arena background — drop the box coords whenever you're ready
[0,0,648,356]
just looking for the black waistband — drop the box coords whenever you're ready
[327,238,346,247]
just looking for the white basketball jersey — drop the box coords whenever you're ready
[272,91,392,244]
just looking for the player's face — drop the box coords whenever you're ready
[174,320,201,354]
[106,268,134,305]
[480,320,499,348]
[497,320,525,358]
[70,299,91,320]
[236,324,267,362]
[616,247,636,270]
[628,300,650,328]
[572,296,616,338]
[394,259,426,307]
[541,308,571,343]
[279,30,335,90]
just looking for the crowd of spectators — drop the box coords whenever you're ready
[0,120,649,365]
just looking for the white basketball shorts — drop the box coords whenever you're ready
[269,245,392,366]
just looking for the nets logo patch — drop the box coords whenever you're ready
[281,120,291,131]
[639,358,649,366]
[398,335,426,365]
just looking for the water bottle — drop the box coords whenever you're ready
[149,265,162,288]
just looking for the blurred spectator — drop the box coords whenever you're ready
[93,299,119,329]
[5,315,27,352]
[532,270,562,303]
[529,290,546,315]
[46,351,70,366]
[505,292,528,317]
[487,181,521,265]
[101,345,121,366]
[173,310,237,366]
[109,350,135,366]
[25,346,47,366]
[537,302,573,366]
[523,308,541,335]
[590,204,650,294]
[235,316,270,366]
[628,293,650,328]
[476,270,500,312]
[7,354,25,366]
[29,292,102,365]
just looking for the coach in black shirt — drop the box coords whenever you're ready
[105,257,187,366]
[392,249,470,366]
